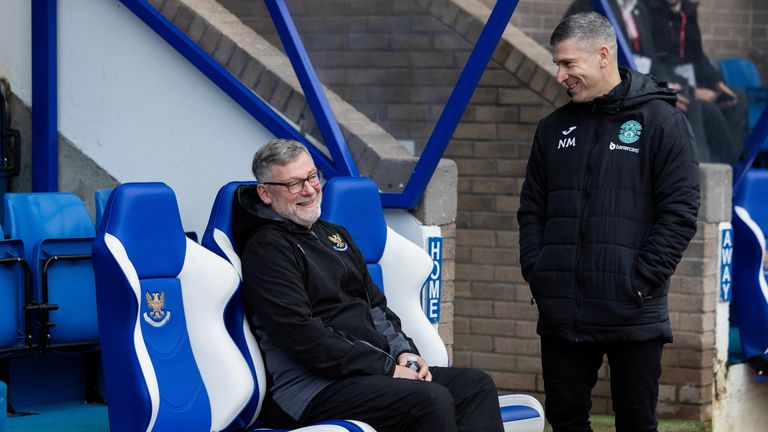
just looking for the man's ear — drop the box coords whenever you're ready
[257,184,272,205]
[598,45,611,67]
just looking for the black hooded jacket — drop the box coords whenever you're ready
[232,185,418,419]
[518,68,700,342]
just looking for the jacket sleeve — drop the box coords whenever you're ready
[632,111,700,298]
[518,123,549,282]
[241,235,396,379]
[338,226,420,359]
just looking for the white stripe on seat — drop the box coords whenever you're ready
[104,233,159,432]
[179,238,253,430]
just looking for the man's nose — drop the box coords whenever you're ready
[556,67,568,84]
[299,179,315,195]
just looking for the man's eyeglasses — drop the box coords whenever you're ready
[262,170,323,194]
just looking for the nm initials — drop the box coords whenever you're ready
[558,137,575,149]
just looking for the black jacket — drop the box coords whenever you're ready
[518,68,700,343]
[232,185,417,419]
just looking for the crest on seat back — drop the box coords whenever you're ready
[144,290,171,327]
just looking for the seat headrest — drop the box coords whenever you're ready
[100,183,187,278]
[321,177,387,263]
[204,181,256,243]
[4,192,95,258]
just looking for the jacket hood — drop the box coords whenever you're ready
[232,184,303,255]
[592,67,677,113]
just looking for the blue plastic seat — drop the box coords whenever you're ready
[731,168,768,380]
[93,182,257,432]
[0,224,30,352]
[720,58,768,132]
[3,192,98,346]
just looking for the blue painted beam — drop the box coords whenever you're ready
[119,0,338,178]
[591,0,638,70]
[733,105,768,193]
[380,0,519,208]
[31,0,58,192]
[264,0,359,178]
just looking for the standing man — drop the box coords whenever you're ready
[233,139,504,431]
[518,12,700,432]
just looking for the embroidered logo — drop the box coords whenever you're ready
[328,233,348,251]
[618,120,642,144]
[561,126,577,135]
[143,291,171,328]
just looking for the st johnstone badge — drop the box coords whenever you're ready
[328,233,348,251]
[143,290,171,328]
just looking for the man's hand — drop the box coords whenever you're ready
[694,87,717,103]
[715,81,738,107]
[395,353,432,381]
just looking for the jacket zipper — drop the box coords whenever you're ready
[575,116,602,339]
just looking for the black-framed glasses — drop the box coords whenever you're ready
[262,169,323,194]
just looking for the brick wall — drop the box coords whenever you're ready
[479,0,768,79]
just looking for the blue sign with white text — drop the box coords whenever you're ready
[719,224,733,302]
[422,237,443,323]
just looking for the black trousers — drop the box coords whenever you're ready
[540,337,665,432]
[261,366,504,432]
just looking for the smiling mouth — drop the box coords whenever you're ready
[567,82,577,90]
[297,198,315,207]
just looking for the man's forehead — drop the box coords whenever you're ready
[271,153,316,178]
[553,38,596,60]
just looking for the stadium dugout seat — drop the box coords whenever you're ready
[731,168,768,381]
[95,182,374,432]
[0,224,30,352]
[720,58,768,133]
[3,192,98,347]
[204,178,545,432]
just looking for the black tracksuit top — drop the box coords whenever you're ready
[232,185,418,418]
[518,68,700,343]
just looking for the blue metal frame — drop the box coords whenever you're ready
[31,0,58,192]
[264,0,359,178]
[733,105,768,193]
[592,0,637,70]
[380,0,519,208]
[118,0,338,177]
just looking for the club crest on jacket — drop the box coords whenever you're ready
[328,233,348,251]
[619,120,642,144]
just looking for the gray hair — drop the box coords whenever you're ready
[251,139,310,182]
[550,12,617,63]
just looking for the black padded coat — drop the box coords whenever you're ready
[518,68,700,343]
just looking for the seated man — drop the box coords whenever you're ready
[232,138,504,431]
[644,0,748,164]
